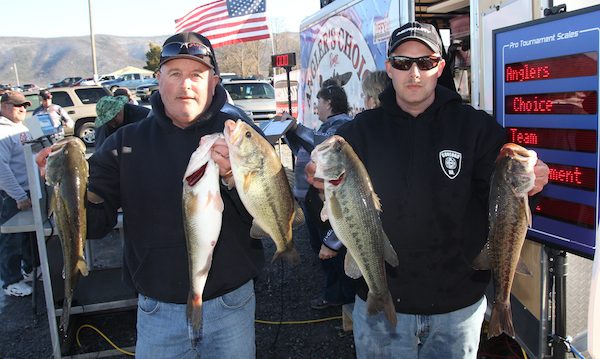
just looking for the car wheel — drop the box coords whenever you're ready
[76,120,96,147]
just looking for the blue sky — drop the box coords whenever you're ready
[0,0,320,38]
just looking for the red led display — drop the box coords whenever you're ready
[546,163,596,191]
[271,53,296,68]
[505,52,598,82]
[506,127,597,153]
[534,197,595,229]
[505,91,597,114]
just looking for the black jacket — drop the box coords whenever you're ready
[86,85,265,303]
[94,104,151,149]
[336,85,505,314]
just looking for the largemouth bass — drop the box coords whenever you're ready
[312,135,399,327]
[223,119,301,265]
[182,133,224,331]
[487,143,537,338]
[45,137,89,333]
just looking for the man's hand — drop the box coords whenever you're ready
[211,138,234,188]
[529,159,549,196]
[35,147,52,178]
[17,198,32,210]
[319,244,337,260]
[304,161,324,191]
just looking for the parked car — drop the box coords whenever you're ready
[49,77,83,88]
[20,84,39,92]
[135,79,159,101]
[103,73,155,93]
[45,86,111,146]
[222,80,276,125]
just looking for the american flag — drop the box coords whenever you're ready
[175,0,270,48]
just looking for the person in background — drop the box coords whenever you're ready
[285,80,355,310]
[38,32,264,358]
[32,89,74,141]
[0,91,37,297]
[93,95,150,148]
[361,70,391,110]
[307,21,549,358]
[113,87,139,105]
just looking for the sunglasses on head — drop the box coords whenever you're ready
[388,55,442,71]
[161,42,213,62]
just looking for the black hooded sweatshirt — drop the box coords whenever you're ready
[336,85,505,314]
[86,85,264,304]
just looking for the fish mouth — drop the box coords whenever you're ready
[498,143,537,170]
[223,119,241,146]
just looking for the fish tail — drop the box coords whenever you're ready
[272,246,300,266]
[488,302,515,339]
[366,291,398,327]
[60,296,72,334]
[187,292,203,331]
[77,257,89,276]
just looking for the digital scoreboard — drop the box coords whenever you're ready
[494,5,600,258]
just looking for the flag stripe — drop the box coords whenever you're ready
[175,2,228,33]
[174,0,270,48]
[175,1,226,29]
[196,16,267,35]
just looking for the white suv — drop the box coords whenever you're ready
[223,80,276,125]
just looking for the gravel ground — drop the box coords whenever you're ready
[0,223,356,358]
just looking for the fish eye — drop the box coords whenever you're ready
[244,131,252,138]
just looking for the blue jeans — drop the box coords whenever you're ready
[0,191,33,289]
[135,280,256,359]
[353,295,487,359]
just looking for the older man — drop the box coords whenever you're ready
[84,33,262,358]
[0,91,36,297]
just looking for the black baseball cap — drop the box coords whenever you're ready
[388,22,443,56]
[159,32,219,74]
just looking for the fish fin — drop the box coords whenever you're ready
[366,291,397,327]
[272,246,300,266]
[472,241,492,270]
[320,201,329,222]
[77,257,89,277]
[524,196,532,227]
[249,219,269,239]
[516,257,533,276]
[329,192,343,220]
[207,191,224,213]
[60,296,72,334]
[292,202,305,228]
[283,166,296,191]
[243,171,256,193]
[187,291,203,331]
[372,192,382,212]
[344,252,362,279]
[382,232,399,267]
[487,301,515,339]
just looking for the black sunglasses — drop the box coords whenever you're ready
[161,42,213,62]
[388,55,442,71]
[11,103,28,108]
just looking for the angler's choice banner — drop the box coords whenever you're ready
[299,0,400,129]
